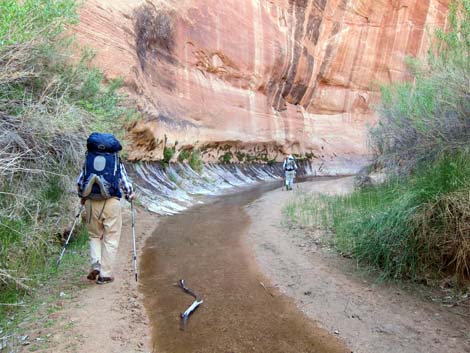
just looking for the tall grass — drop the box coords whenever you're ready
[326,153,469,281]
[0,0,136,313]
[285,1,470,284]
[372,0,470,171]
[285,153,470,282]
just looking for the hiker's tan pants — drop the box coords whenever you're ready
[84,198,122,278]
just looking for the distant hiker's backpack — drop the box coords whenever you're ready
[80,133,123,200]
[285,158,296,171]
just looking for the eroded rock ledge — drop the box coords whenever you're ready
[74,0,449,165]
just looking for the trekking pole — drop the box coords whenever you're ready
[131,200,138,282]
[57,204,84,267]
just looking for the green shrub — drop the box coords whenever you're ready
[189,150,203,174]
[219,151,232,164]
[178,149,190,162]
[284,1,470,284]
[162,145,176,170]
[0,0,136,310]
[285,152,470,282]
[372,0,470,171]
[163,146,175,164]
[0,0,77,46]
[267,159,276,166]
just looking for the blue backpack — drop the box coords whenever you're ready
[80,133,123,200]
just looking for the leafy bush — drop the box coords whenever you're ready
[219,151,232,164]
[0,0,77,46]
[189,150,203,174]
[371,0,470,171]
[328,153,470,282]
[285,152,470,282]
[178,149,191,162]
[162,145,175,169]
[163,146,175,162]
[0,0,135,307]
[285,1,470,285]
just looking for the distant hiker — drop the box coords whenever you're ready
[77,132,135,285]
[283,155,298,191]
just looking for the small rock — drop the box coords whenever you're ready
[59,292,66,298]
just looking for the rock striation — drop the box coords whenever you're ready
[74,0,449,169]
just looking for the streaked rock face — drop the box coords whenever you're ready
[74,0,449,165]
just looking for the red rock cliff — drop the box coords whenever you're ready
[74,0,449,164]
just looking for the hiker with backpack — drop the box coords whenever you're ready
[77,133,136,285]
[283,155,298,191]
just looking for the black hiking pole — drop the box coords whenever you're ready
[131,200,138,282]
[57,204,84,267]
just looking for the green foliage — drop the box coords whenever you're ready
[163,146,175,164]
[285,2,470,283]
[189,150,203,174]
[40,175,64,204]
[0,0,137,313]
[219,151,232,164]
[65,53,139,137]
[286,152,470,282]
[267,159,276,166]
[0,222,89,347]
[0,0,77,46]
[178,149,191,162]
[372,0,470,170]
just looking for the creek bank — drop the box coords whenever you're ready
[22,204,155,353]
[139,180,350,353]
[130,158,366,215]
[19,175,470,353]
[245,177,470,353]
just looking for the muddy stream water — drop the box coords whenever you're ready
[140,181,348,353]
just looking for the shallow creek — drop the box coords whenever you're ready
[140,181,348,353]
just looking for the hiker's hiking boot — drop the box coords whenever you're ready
[96,276,114,285]
[87,270,100,281]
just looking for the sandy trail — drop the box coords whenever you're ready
[43,204,155,353]
[246,177,470,353]
[38,177,469,353]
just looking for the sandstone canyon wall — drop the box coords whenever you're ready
[74,0,449,166]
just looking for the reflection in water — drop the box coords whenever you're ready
[140,182,348,353]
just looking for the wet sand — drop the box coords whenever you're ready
[140,182,349,353]
[246,177,470,353]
